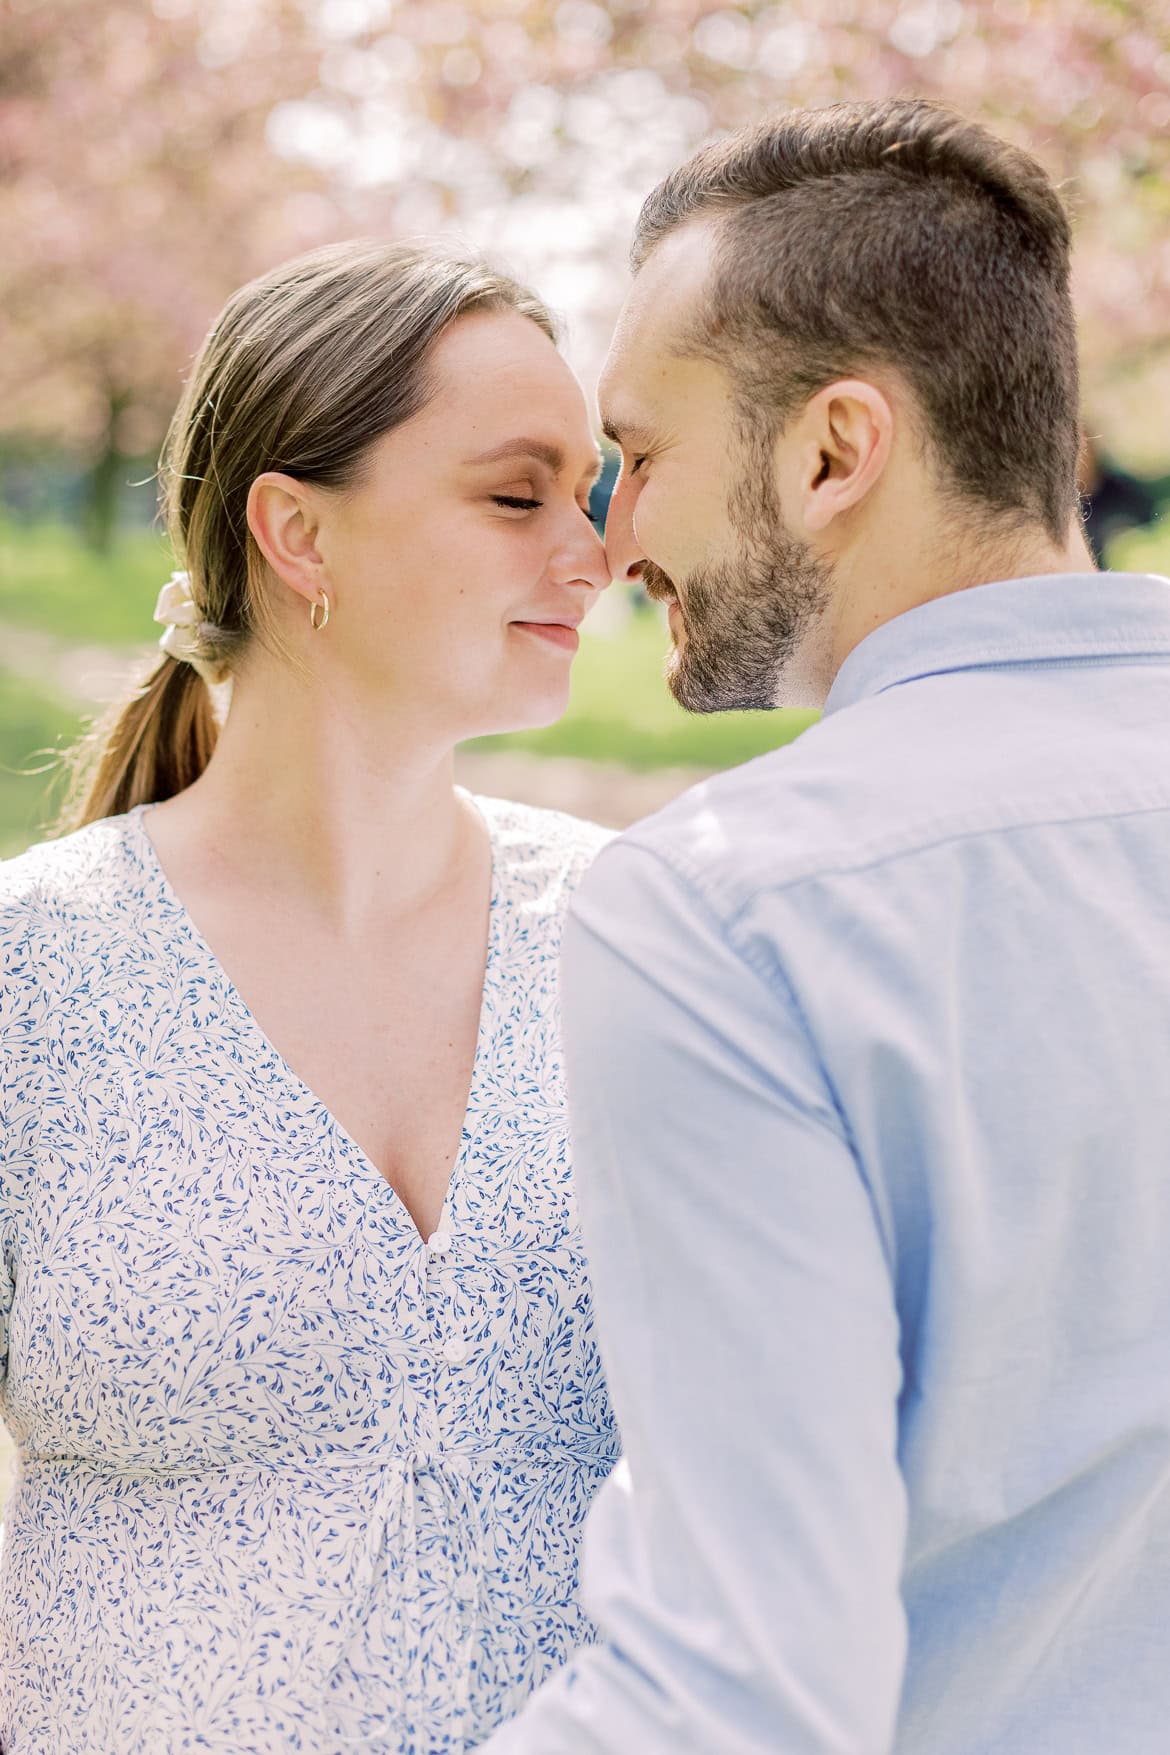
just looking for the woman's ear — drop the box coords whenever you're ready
[787,379,895,536]
[247,473,328,607]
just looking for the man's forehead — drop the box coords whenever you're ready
[600,217,723,428]
[620,220,719,346]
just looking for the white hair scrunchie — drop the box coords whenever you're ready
[152,571,224,686]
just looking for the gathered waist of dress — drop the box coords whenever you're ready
[13,1433,621,1485]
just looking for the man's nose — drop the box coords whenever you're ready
[603,474,645,584]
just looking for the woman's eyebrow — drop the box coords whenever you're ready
[463,437,603,485]
[463,439,564,471]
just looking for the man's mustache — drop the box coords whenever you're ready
[640,561,677,603]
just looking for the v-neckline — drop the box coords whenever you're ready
[126,793,500,1245]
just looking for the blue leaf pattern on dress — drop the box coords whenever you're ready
[0,796,619,1753]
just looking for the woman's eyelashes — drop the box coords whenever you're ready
[491,495,598,519]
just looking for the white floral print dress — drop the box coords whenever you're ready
[0,796,619,1754]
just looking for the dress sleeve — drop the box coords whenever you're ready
[0,909,41,1391]
[479,837,908,1755]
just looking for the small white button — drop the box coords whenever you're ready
[442,1333,470,1366]
[427,1231,453,1257]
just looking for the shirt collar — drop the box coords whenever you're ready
[823,572,1170,717]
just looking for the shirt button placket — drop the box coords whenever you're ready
[424,1213,470,1425]
[416,1218,454,1464]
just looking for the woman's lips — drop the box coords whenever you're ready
[513,621,580,652]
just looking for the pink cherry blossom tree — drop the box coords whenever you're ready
[289,0,1170,449]
[0,0,333,545]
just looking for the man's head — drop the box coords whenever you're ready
[600,99,1084,710]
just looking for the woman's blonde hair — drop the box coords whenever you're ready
[59,239,556,831]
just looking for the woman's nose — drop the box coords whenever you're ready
[560,514,613,594]
[603,474,645,584]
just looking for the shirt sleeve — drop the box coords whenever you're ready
[478,838,908,1755]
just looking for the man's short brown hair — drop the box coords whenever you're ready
[634,100,1080,543]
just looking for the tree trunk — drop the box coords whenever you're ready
[83,391,130,553]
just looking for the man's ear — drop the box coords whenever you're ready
[247,473,329,607]
[785,379,895,535]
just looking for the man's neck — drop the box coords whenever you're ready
[827,516,1096,691]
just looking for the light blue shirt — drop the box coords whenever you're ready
[481,572,1170,1755]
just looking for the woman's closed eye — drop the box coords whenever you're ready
[492,494,543,512]
[490,493,600,520]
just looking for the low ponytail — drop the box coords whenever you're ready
[57,656,220,831]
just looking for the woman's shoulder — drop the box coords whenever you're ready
[471,792,615,895]
[0,811,142,950]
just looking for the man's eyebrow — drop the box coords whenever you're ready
[601,416,654,450]
[462,437,600,479]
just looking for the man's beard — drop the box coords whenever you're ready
[643,445,832,714]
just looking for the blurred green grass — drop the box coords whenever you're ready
[1110,519,1170,576]
[0,517,174,647]
[0,669,84,857]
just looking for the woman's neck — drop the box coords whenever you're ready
[149,657,481,933]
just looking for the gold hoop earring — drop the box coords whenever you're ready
[309,591,330,632]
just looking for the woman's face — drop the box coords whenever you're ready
[310,308,611,744]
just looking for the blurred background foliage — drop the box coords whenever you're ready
[1,0,1169,855]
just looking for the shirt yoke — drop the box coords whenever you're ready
[612,661,1170,924]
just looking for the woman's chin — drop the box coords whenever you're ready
[463,680,573,742]
[506,687,572,733]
